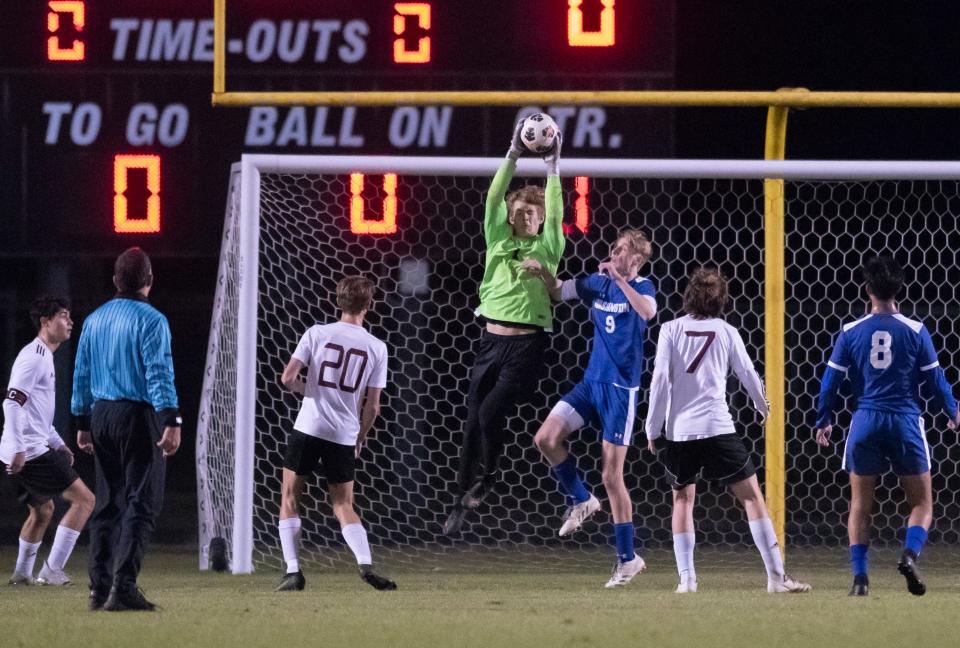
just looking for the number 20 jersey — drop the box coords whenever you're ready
[645,315,769,441]
[291,321,388,446]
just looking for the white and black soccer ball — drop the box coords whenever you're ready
[521,113,559,154]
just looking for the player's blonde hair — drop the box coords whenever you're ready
[505,185,545,213]
[617,228,653,264]
[683,267,729,318]
[336,275,375,314]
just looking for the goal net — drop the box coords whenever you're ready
[197,156,960,573]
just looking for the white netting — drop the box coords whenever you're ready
[197,159,960,573]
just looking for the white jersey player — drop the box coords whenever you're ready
[273,276,396,592]
[1,297,94,587]
[645,268,810,594]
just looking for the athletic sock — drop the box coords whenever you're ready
[748,517,785,580]
[672,532,696,583]
[15,538,41,577]
[904,525,928,558]
[278,517,302,574]
[613,523,635,563]
[551,456,590,504]
[46,525,80,571]
[342,523,373,566]
[850,543,869,577]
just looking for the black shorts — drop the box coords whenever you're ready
[283,430,356,484]
[2,449,79,506]
[662,435,756,490]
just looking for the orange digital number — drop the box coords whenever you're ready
[564,176,590,234]
[47,1,86,61]
[568,0,615,47]
[393,3,431,64]
[114,154,161,234]
[350,173,398,235]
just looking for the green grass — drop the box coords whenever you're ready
[0,547,958,648]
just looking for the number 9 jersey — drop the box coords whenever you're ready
[291,321,388,445]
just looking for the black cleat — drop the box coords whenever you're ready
[897,551,926,596]
[103,586,157,611]
[360,566,397,591]
[275,570,305,592]
[849,574,869,597]
[460,477,489,510]
[442,504,468,535]
[89,589,109,611]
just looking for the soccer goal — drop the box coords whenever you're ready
[197,155,960,574]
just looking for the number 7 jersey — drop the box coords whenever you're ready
[291,321,388,445]
[645,315,769,441]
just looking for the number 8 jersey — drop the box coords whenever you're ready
[292,321,388,445]
[645,315,769,441]
[815,313,957,427]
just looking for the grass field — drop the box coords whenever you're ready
[0,547,958,648]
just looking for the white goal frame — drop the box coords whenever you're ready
[201,155,960,574]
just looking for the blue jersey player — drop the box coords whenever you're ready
[815,256,960,597]
[523,229,656,588]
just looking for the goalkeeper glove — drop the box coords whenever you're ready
[506,119,526,161]
[542,131,562,176]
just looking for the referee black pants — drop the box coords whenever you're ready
[88,400,166,594]
[456,330,547,495]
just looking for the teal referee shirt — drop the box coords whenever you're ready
[71,296,179,427]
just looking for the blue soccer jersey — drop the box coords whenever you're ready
[567,272,656,388]
[816,313,958,428]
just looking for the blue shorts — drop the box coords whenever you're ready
[550,380,638,446]
[843,409,931,476]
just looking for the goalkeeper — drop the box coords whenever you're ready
[442,121,565,535]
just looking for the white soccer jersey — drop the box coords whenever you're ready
[645,316,768,441]
[1,338,65,463]
[291,322,388,446]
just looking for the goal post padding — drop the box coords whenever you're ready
[197,156,960,574]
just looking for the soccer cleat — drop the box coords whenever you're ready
[675,571,698,593]
[442,504,468,535]
[558,495,601,537]
[274,570,306,592]
[8,570,35,586]
[604,555,646,589]
[897,551,926,596]
[36,561,71,586]
[360,566,397,591]
[89,589,109,611]
[103,586,157,611]
[849,574,869,597]
[767,574,812,593]
[460,477,490,511]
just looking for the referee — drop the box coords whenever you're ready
[71,247,181,612]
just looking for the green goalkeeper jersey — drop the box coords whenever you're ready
[476,159,565,331]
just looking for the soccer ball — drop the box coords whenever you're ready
[521,113,559,154]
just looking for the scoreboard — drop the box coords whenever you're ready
[0,1,675,257]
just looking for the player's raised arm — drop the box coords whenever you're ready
[917,326,960,425]
[541,132,565,264]
[644,323,673,448]
[484,121,526,245]
[728,327,769,420]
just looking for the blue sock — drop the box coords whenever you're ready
[551,456,590,504]
[613,523,635,563]
[850,544,869,577]
[905,525,928,558]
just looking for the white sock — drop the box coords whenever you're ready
[15,538,41,577]
[749,517,785,580]
[46,525,80,571]
[672,532,696,582]
[341,523,372,566]
[278,517,302,574]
